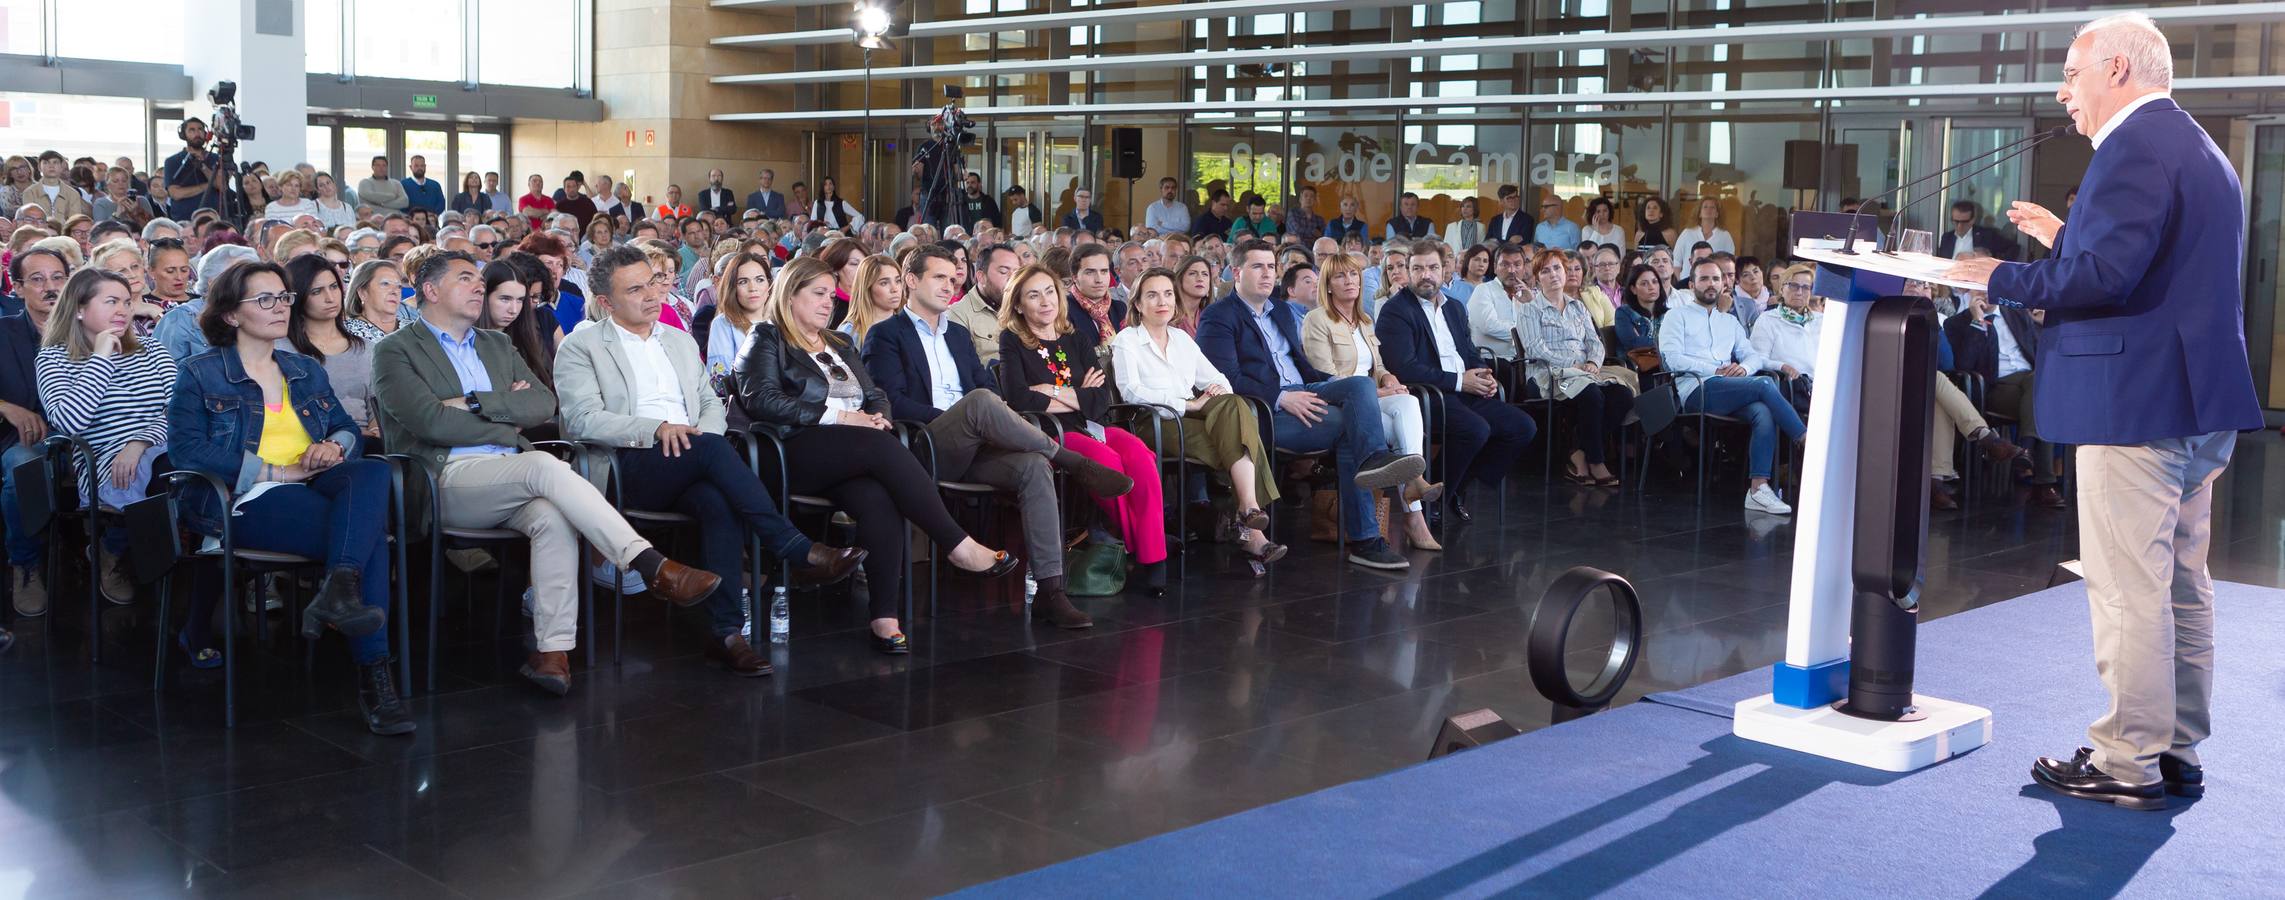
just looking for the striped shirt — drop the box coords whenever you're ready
[37,344,175,504]
[1516,294,1604,395]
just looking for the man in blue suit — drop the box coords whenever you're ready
[1374,241,1537,522]
[1949,12,2264,811]
[859,245,1132,629]
[1197,239,1425,570]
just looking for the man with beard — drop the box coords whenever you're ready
[697,168,736,219]
[0,247,65,614]
[948,242,1017,362]
[401,155,446,216]
[1374,242,1536,523]
[1657,257,1804,515]
[957,172,1002,232]
[1464,242,1537,365]
[162,119,227,221]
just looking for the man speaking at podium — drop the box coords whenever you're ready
[1947,12,2262,810]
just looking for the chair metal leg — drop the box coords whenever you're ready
[428,539,442,693]
[151,572,173,694]
[222,555,237,729]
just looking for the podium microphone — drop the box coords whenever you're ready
[1834,125,2069,255]
[1884,125,2071,253]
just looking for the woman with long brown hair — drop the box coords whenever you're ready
[1169,253,1216,336]
[707,251,773,398]
[840,254,905,345]
[817,236,866,327]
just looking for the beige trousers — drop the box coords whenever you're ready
[438,452,652,653]
[2074,430,2235,785]
[1928,376,1987,479]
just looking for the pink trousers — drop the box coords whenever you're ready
[1060,427,1166,564]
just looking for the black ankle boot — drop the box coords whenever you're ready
[303,566,387,640]
[358,660,416,736]
[1030,576,1094,629]
[1137,561,1168,597]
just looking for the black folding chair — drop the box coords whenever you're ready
[573,432,771,660]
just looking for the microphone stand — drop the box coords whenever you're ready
[1879,128,2067,256]
[1834,125,2065,255]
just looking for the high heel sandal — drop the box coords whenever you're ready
[873,632,911,655]
[1236,508,1271,532]
[950,549,1022,578]
[1404,479,1445,505]
[1241,531,1288,565]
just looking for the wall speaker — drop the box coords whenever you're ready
[1110,128,1144,180]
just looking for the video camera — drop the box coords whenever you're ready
[207,81,257,152]
[931,85,976,147]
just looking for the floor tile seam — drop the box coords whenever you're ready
[954,798,1112,852]
[717,714,1077,788]
[359,840,476,899]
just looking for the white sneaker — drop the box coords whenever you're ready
[588,562,647,594]
[1745,484,1793,516]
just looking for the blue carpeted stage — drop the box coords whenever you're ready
[957,581,2285,898]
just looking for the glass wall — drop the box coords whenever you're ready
[304,0,585,90]
[0,91,151,168]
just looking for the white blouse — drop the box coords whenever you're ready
[1111,324,1230,417]
[1346,327,1374,379]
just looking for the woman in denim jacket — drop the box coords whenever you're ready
[167,260,412,737]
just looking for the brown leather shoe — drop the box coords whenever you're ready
[1978,433,2026,463]
[1930,480,1960,511]
[2031,485,2068,509]
[1053,448,1135,499]
[519,651,571,696]
[1031,587,1094,630]
[793,545,866,587]
[647,559,723,607]
[703,634,774,677]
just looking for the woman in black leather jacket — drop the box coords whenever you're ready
[734,257,1016,654]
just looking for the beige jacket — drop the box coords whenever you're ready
[947,287,1005,364]
[555,319,727,493]
[1299,306,1389,382]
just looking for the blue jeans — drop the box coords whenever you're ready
[228,459,394,664]
[1,442,44,567]
[1684,376,1807,480]
[1271,376,1389,544]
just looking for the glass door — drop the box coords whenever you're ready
[1928,118,2031,252]
[2248,124,2285,408]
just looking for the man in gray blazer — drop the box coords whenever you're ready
[374,250,723,696]
[556,246,864,677]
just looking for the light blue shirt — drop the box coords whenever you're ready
[1656,299,1769,404]
[1244,297,1306,388]
[1361,266,1385,309]
[1534,217,1582,249]
[153,298,209,364]
[906,308,967,411]
[424,318,518,457]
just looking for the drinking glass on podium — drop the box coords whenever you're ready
[1899,229,1934,256]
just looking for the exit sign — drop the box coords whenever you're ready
[412,94,439,110]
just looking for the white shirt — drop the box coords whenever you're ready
[2091,92,2170,151]
[1143,199,1191,233]
[1010,206,1037,238]
[1417,293,1468,390]
[1750,311,1821,378]
[1345,328,1375,379]
[1949,227,1976,259]
[615,321,691,426]
[1464,279,1529,362]
[1675,226,1735,256]
[263,198,319,222]
[1111,324,1230,416]
[1657,300,1767,404]
[905,308,967,412]
[1581,223,1626,248]
[1989,314,2032,380]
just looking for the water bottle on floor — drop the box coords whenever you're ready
[769,585,790,644]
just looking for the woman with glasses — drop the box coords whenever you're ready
[167,259,410,733]
[1565,251,1615,328]
[636,240,695,332]
[312,173,356,231]
[1581,198,1625,249]
[37,268,174,604]
[0,157,35,215]
[283,254,379,437]
[343,259,405,343]
[579,217,613,268]
[452,172,491,216]
[1518,251,1635,487]
[736,257,1017,654]
[999,263,1171,594]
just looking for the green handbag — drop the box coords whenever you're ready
[1064,535,1129,596]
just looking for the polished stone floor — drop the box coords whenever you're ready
[3,436,2280,899]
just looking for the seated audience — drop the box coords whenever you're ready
[38,267,175,603]
[282,255,379,436]
[1943,287,2061,509]
[343,258,406,344]
[864,245,1131,626]
[736,257,1018,655]
[1465,243,1535,364]
[1065,243,1125,349]
[1515,250,1635,487]
[1658,258,1805,515]
[1375,241,1538,522]
[479,259,559,396]
[169,260,405,731]
[1612,262,1667,357]
[0,247,63,615]
[998,263,1169,593]
[372,250,721,696]
[707,251,774,399]
[946,242,1015,363]
[1750,262,1820,416]
[140,239,195,338]
[1198,239,1424,570]
[1300,253,1442,549]
[840,254,904,344]
[557,245,862,676]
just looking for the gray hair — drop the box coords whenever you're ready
[140,217,181,242]
[2077,12,2173,89]
[470,224,499,241]
[549,213,579,232]
[195,244,261,292]
[435,226,468,242]
[346,227,383,249]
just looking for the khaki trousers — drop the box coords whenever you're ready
[2074,430,2234,785]
[438,452,652,653]
[1928,376,1988,479]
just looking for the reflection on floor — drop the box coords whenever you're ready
[1,437,2278,898]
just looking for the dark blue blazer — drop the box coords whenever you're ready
[1196,293,1323,405]
[1373,289,1479,387]
[859,311,989,424]
[1936,224,2020,262]
[1941,307,2040,383]
[0,313,45,446]
[1065,295,1126,350]
[1986,98,2263,444]
[1061,210,1104,233]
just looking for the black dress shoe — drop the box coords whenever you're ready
[2160,754,2205,798]
[1446,492,1473,524]
[873,632,911,655]
[2032,747,2166,810]
[951,549,1022,578]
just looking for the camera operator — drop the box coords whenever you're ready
[163,118,226,221]
[910,99,975,230]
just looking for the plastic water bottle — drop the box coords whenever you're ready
[769,585,790,644]
[1024,572,1037,605]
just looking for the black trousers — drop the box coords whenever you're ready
[616,433,814,638]
[1441,390,1538,492]
[777,425,969,620]
[1564,382,1636,466]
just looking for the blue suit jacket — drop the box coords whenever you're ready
[1987,98,2262,445]
[858,311,989,424]
[1196,293,1324,405]
[1373,289,1479,387]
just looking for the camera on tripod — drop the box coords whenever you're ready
[933,85,975,147]
[207,80,257,152]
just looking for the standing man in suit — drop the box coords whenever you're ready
[1947,12,2264,811]
[745,169,788,220]
[372,251,721,696]
[1937,200,2021,261]
[697,169,738,220]
[1374,241,1536,523]
[1482,185,1535,245]
[1198,239,1425,570]
[556,246,863,677]
[860,245,1132,629]
[1384,192,1434,241]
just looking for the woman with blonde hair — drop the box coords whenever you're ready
[840,255,905,344]
[37,268,174,602]
[997,263,1170,592]
[270,227,321,261]
[342,259,405,342]
[1301,251,1442,549]
[264,170,319,223]
[735,256,1017,654]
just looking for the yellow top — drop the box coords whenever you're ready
[255,384,313,468]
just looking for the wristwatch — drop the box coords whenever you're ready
[464,391,483,416]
